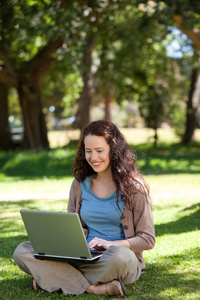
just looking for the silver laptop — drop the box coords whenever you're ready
[20,209,104,263]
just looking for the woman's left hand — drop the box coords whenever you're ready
[88,237,113,250]
[88,237,131,250]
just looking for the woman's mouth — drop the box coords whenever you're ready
[92,162,102,167]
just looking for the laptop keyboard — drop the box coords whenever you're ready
[90,250,105,257]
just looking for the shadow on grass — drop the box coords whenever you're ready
[0,141,200,180]
[0,149,75,179]
[132,142,200,175]
[0,199,40,208]
[0,200,39,235]
[0,235,28,260]
[0,200,43,251]
[139,155,200,175]
[155,203,200,236]
[1,246,200,300]
[132,247,200,299]
[1,197,200,299]
[0,278,78,300]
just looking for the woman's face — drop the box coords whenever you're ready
[84,134,111,174]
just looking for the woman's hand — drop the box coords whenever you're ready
[88,237,113,250]
[88,237,131,250]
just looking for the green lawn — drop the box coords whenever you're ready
[0,133,200,299]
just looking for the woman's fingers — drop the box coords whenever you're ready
[88,237,108,249]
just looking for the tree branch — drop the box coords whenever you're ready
[173,14,200,51]
[0,49,16,77]
[28,36,64,77]
[0,66,18,87]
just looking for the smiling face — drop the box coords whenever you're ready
[84,134,111,174]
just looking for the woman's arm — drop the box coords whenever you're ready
[124,192,156,252]
[88,192,155,252]
[67,179,88,238]
[67,179,79,213]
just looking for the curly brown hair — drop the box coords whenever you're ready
[72,120,150,209]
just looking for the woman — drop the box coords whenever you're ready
[13,120,155,297]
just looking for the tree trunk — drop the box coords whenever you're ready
[182,68,200,144]
[0,36,63,150]
[173,15,200,52]
[153,125,158,148]
[18,74,49,149]
[0,82,12,150]
[77,35,96,130]
[104,92,112,121]
[78,72,93,130]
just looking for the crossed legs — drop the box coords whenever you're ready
[13,242,142,295]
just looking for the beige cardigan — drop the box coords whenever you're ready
[67,179,156,270]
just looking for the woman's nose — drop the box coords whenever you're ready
[91,152,97,160]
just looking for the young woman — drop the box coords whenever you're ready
[13,120,155,297]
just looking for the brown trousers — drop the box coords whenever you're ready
[13,242,142,295]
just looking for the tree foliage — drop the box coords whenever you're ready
[0,0,84,149]
[0,0,199,149]
[92,3,189,135]
[135,0,200,143]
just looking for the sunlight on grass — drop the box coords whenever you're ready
[0,130,200,299]
[0,178,73,201]
[1,190,200,299]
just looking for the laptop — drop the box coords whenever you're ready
[20,209,104,263]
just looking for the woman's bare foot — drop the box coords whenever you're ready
[86,279,126,296]
[31,278,40,291]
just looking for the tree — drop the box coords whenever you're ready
[76,28,97,129]
[94,3,180,135]
[0,1,67,149]
[137,0,200,142]
[0,81,12,150]
[172,13,200,143]
[183,67,200,143]
[76,0,128,129]
[0,0,125,144]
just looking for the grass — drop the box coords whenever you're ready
[1,140,200,180]
[0,129,200,299]
[0,184,199,300]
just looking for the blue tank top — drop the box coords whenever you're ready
[80,175,125,243]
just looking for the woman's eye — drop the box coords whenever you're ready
[97,150,102,153]
[85,150,91,153]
